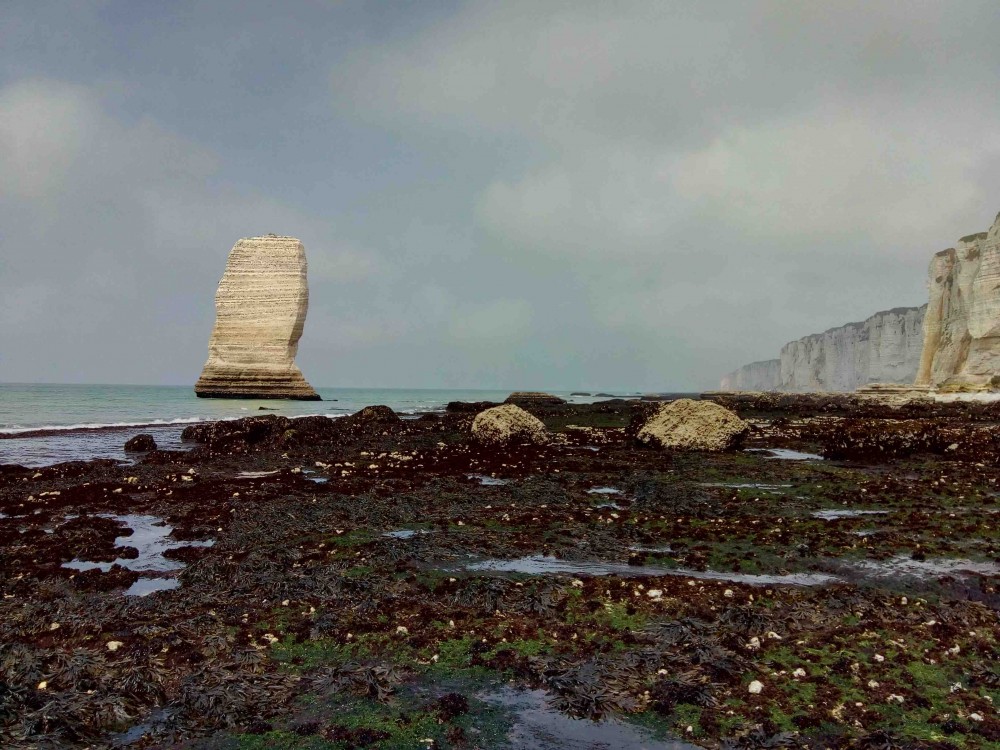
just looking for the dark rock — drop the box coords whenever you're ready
[505,391,566,407]
[181,423,209,442]
[434,692,469,721]
[333,406,402,439]
[184,415,291,453]
[349,405,400,425]
[803,418,953,460]
[124,434,157,452]
[446,400,500,413]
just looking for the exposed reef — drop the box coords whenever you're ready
[2,396,1000,748]
[195,235,320,400]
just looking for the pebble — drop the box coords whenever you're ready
[748,680,764,694]
[793,668,807,678]
[106,641,124,652]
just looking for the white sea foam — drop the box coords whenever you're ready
[0,417,208,435]
[0,412,348,436]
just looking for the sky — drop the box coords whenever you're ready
[2,0,999,392]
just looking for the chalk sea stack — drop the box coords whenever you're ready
[195,235,320,400]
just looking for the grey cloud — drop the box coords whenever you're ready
[3,2,1000,391]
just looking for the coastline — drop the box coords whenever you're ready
[1,394,999,747]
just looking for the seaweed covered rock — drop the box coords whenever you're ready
[181,414,291,451]
[347,405,399,426]
[471,404,548,446]
[636,399,748,451]
[504,391,566,407]
[805,418,953,460]
[446,400,500,413]
[124,434,157,452]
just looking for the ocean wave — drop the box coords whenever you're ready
[0,405,446,438]
[0,416,211,436]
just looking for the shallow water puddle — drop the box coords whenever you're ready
[813,509,889,520]
[468,474,509,486]
[846,555,1000,580]
[383,529,433,539]
[702,482,793,494]
[61,514,213,596]
[110,707,177,747]
[586,487,622,495]
[482,686,697,750]
[459,555,838,586]
[236,470,280,479]
[762,448,824,461]
[300,468,329,484]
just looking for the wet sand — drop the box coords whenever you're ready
[1,395,999,748]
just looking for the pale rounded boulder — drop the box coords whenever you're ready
[471,404,548,446]
[637,398,748,451]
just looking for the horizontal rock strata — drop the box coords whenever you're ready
[916,213,1000,390]
[195,236,320,400]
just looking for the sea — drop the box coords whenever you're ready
[0,384,636,468]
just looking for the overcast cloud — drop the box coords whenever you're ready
[2,1,998,391]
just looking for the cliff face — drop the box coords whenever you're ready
[720,306,926,392]
[779,306,926,392]
[195,236,320,400]
[915,213,1000,388]
[720,359,781,391]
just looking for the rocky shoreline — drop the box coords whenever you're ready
[1,396,999,748]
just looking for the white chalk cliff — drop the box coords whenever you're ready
[195,235,320,400]
[915,213,1000,389]
[721,306,926,392]
[720,359,781,391]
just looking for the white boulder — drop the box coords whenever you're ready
[637,399,748,451]
[471,404,548,446]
